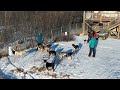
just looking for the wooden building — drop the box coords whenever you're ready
[83,11,120,39]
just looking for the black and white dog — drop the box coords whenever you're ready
[64,51,74,60]
[48,50,56,57]
[72,44,79,51]
[44,60,55,71]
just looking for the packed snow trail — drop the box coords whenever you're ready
[54,36,120,79]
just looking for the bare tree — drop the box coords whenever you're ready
[0,11,83,48]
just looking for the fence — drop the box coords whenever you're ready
[0,23,82,49]
[48,23,82,39]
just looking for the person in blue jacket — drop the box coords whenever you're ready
[36,33,43,51]
[88,37,97,57]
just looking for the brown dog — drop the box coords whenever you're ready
[64,52,74,59]
[41,45,50,52]
[58,52,66,60]
[12,50,26,56]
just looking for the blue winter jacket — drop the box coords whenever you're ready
[89,38,97,48]
[37,34,43,43]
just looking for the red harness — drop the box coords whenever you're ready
[92,33,98,38]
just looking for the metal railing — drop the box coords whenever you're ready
[108,18,120,30]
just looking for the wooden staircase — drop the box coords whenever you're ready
[85,11,120,39]
[107,18,120,39]
[108,18,120,30]
[92,18,120,30]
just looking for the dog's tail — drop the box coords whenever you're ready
[24,51,27,54]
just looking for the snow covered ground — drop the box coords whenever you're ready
[0,35,120,79]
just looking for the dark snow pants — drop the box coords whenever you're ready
[88,48,96,57]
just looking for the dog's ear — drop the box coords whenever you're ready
[47,49,49,52]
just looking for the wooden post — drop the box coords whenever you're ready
[118,26,120,39]
[51,29,53,39]
[82,11,85,34]
[5,11,7,26]
[86,24,88,35]
[76,23,77,30]
[69,23,71,31]
[118,11,120,39]
[99,12,102,23]
[61,26,62,34]
[91,11,94,19]
[61,29,62,35]
[108,22,109,30]
[117,11,119,19]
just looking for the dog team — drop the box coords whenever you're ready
[8,31,99,72]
